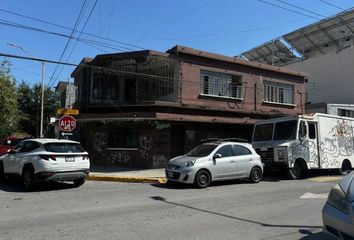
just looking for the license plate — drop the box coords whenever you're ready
[167,171,174,178]
[65,156,75,162]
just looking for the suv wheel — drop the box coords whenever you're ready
[194,170,211,188]
[22,167,34,190]
[73,177,86,187]
[0,161,4,180]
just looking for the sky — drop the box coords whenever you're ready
[1,0,354,88]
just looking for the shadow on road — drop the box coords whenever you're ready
[0,178,78,193]
[299,229,335,240]
[150,195,322,230]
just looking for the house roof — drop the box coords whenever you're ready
[168,45,308,78]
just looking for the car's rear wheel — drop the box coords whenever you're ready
[73,177,86,187]
[22,167,34,190]
[249,167,262,183]
[194,170,211,188]
[288,161,306,179]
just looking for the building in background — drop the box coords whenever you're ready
[238,8,354,108]
[71,45,307,169]
[55,81,78,109]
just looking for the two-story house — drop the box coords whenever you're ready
[71,46,307,168]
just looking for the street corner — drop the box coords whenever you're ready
[87,174,167,184]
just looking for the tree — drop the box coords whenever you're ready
[0,59,20,138]
[17,82,58,137]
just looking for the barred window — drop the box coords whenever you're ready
[264,81,294,105]
[200,70,242,99]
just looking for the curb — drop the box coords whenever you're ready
[87,174,167,184]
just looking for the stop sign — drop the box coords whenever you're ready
[59,115,76,132]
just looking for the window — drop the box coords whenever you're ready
[93,73,119,100]
[108,128,138,148]
[200,70,242,99]
[274,120,297,140]
[232,145,252,156]
[338,109,354,117]
[264,80,294,105]
[45,143,84,153]
[308,122,316,139]
[298,121,307,139]
[253,123,274,141]
[215,145,233,158]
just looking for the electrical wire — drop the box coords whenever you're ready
[50,0,98,88]
[48,0,88,85]
[256,0,322,20]
[275,0,326,18]
[317,0,345,11]
[0,7,145,50]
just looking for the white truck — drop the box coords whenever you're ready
[252,113,354,179]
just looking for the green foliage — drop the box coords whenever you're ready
[0,59,20,137]
[17,82,59,137]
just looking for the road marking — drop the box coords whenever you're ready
[307,176,342,182]
[300,192,328,199]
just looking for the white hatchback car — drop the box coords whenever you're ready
[0,138,90,190]
[165,139,263,188]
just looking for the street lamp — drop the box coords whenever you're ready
[7,42,45,138]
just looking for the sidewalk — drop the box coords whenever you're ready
[87,166,167,184]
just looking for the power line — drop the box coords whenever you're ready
[0,18,134,52]
[48,0,88,86]
[317,0,345,11]
[275,0,326,18]
[256,0,322,20]
[50,0,98,88]
[0,7,145,50]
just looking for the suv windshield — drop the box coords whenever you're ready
[187,144,218,157]
[274,120,297,140]
[44,143,85,153]
[253,123,274,142]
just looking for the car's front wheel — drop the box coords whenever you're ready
[22,167,34,190]
[73,177,86,187]
[194,170,211,188]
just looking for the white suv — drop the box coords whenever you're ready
[0,138,90,190]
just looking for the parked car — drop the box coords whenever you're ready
[0,136,29,156]
[0,138,90,190]
[322,171,354,239]
[165,139,263,188]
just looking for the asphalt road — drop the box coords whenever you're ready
[0,175,338,240]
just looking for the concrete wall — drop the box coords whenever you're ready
[179,55,305,116]
[287,45,354,104]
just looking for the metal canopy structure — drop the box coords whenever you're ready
[241,39,301,66]
[239,8,354,66]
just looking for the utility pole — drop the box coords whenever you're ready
[7,42,45,138]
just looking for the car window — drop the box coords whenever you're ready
[215,145,233,158]
[20,141,40,153]
[44,143,85,153]
[12,142,25,152]
[232,145,252,156]
[186,144,218,157]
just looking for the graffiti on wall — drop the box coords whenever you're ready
[109,151,130,165]
[139,135,153,159]
[93,132,108,153]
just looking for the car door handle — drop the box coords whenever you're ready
[230,160,236,163]
[248,158,253,161]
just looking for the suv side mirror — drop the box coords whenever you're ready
[213,153,222,159]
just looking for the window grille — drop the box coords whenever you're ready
[264,80,294,105]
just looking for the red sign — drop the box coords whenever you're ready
[59,115,76,132]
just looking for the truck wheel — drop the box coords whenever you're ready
[0,161,4,180]
[338,160,352,175]
[22,167,34,190]
[194,170,211,188]
[288,162,304,180]
[73,178,86,187]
